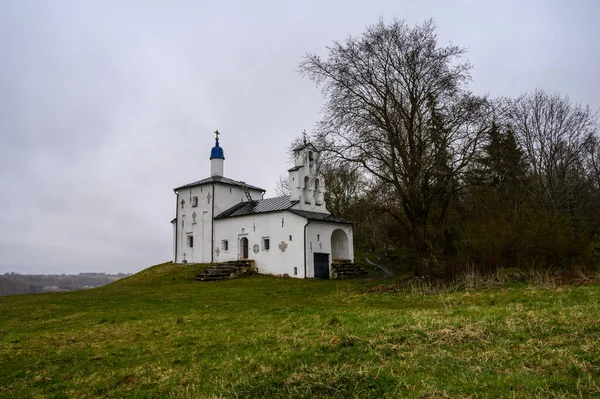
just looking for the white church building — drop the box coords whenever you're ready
[171,132,354,279]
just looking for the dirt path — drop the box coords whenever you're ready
[364,257,395,278]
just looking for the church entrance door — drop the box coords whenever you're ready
[314,253,330,279]
[240,237,249,259]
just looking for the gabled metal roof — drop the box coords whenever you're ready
[214,195,353,224]
[215,196,299,219]
[287,209,353,224]
[174,176,265,192]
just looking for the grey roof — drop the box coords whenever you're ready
[215,196,298,219]
[288,209,353,224]
[287,165,303,172]
[215,195,353,224]
[174,176,265,192]
[292,142,318,153]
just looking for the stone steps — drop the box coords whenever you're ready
[331,261,368,279]
[206,266,238,274]
[195,260,255,282]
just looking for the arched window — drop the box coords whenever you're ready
[314,179,319,202]
[303,176,311,204]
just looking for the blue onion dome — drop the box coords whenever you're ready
[210,138,225,160]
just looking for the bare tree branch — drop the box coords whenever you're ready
[300,18,491,275]
[508,89,598,212]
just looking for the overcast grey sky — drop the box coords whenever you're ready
[1,0,598,274]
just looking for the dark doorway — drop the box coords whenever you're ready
[240,237,249,259]
[313,253,330,279]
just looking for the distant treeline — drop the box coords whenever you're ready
[0,273,131,296]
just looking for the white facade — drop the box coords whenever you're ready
[212,211,307,276]
[171,136,354,278]
[173,181,263,264]
[304,221,354,278]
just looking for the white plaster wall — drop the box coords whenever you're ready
[175,184,213,264]
[294,151,303,167]
[211,158,224,176]
[213,211,307,277]
[305,222,354,278]
[213,184,263,216]
[174,182,265,264]
[172,221,177,262]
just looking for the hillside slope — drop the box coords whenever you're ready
[1,262,599,398]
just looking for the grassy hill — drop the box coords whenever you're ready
[1,262,599,398]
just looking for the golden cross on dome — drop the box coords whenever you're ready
[214,130,220,140]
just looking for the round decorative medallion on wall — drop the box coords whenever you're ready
[253,244,259,254]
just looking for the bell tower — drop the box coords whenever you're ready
[288,135,326,212]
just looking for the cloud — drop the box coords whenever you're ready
[0,0,598,273]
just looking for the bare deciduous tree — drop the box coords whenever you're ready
[274,175,291,197]
[586,135,600,190]
[300,18,491,275]
[322,161,365,218]
[508,90,598,212]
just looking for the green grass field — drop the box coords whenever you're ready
[1,262,599,398]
